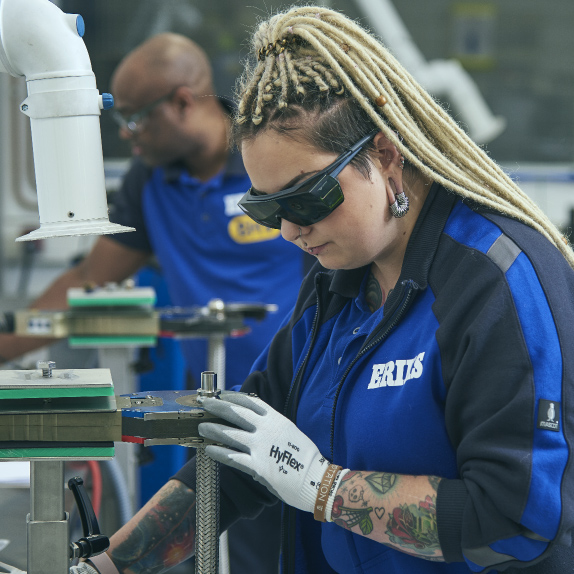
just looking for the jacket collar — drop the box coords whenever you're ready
[328,183,457,305]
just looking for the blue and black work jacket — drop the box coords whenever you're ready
[176,183,574,573]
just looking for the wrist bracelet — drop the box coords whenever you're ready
[325,468,350,522]
[86,552,120,574]
[314,463,343,522]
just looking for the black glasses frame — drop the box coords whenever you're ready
[238,129,379,229]
[111,87,181,134]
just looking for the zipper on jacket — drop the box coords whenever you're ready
[329,280,418,460]
[283,273,324,421]
[281,272,323,574]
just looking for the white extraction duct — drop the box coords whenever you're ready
[0,0,134,241]
[354,0,506,144]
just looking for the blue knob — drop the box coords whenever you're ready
[101,93,114,110]
[76,15,85,37]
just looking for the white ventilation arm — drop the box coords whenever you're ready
[0,0,133,241]
[353,0,506,144]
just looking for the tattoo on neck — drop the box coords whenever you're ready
[366,271,385,312]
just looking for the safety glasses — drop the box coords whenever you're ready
[111,87,181,134]
[238,129,379,229]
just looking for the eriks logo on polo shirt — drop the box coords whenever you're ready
[537,399,560,432]
[367,352,425,389]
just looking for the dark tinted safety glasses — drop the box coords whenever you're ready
[238,129,379,229]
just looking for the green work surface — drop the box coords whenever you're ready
[0,395,117,414]
[68,297,156,307]
[0,386,114,400]
[69,336,156,347]
[0,446,115,459]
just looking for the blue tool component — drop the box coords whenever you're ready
[120,408,146,419]
[76,15,85,37]
[101,93,114,110]
[120,390,202,418]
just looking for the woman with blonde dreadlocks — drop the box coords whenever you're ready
[75,6,574,574]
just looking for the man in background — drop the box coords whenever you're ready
[0,33,309,573]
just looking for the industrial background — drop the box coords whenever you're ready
[0,1,572,572]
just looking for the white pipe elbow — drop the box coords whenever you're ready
[0,0,133,241]
[0,0,91,80]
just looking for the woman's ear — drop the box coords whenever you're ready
[372,131,403,176]
[372,131,406,210]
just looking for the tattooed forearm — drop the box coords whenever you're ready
[332,471,444,561]
[365,472,397,496]
[108,479,196,573]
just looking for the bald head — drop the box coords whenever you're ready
[111,33,214,100]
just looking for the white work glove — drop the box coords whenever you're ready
[198,393,333,513]
[70,563,99,574]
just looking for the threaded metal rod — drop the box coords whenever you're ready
[195,446,220,574]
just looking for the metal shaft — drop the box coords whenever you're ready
[206,338,230,573]
[195,446,220,574]
[207,334,225,390]
[195,371,222,574]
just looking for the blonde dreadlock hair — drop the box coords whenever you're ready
[234,5,574,267]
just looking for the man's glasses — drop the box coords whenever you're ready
[238,129,378,229]
[111,87,180,134]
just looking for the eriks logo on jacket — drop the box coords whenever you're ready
[367,352,426,389]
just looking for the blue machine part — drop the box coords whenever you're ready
[75,14,85,37]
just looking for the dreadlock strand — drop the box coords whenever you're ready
[252,55,277,124]
[284,50,305,95]
[276,52,290,108]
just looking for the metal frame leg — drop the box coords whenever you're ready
[27,461,69,574]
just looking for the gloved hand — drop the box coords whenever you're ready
[70,563,99,574]
[198,393,332,513]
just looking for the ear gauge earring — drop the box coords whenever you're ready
[390,191,409,218]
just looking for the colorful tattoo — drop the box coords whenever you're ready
[111,482,197,573]
[386,495,439,554]
[365,270,384,312]
[332,495,374,535]
[365,472,397,496]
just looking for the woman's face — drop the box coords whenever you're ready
[241,129,405,271]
